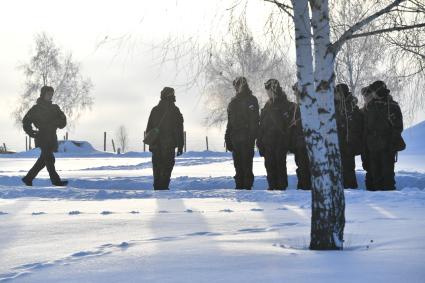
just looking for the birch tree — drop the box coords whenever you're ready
[263,0,425,249]
[116,125,129,153]
[14,32,93,128]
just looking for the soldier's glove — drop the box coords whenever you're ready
[176,148,183,156]
[28,130,39,138]
[226,142,233,152]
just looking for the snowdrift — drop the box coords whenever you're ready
[2,140,111,158]
[402,120,425,154]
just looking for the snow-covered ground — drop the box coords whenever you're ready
[1,128,425,282]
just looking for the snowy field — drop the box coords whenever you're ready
[1,127,425,282]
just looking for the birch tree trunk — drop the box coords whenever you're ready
[291,0,345,250]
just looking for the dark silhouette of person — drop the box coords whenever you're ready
[334,83,363,189]
[257,79,296,190]
[146,87,184,190]
[225,77,259,190]
[22,86,68,186]
[290,84,312,190]
[363,80,404,190]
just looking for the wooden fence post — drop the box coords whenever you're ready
[26,136,28,151]
[206,136,209,151]
[104,132,107,151]
[3,143,7,152]
[111,139,116,153]
[224,141,227,152]
[29,136,32,150]
[66,132,68,140]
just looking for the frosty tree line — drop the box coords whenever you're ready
[16,0,424,251]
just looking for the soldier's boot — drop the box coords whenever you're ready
[53,180,68,186]
[22,177,33,186]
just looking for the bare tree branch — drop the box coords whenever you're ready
[346,22,425,42]
[332,0,406,52]
[264,0,294,19]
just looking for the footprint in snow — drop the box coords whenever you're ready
[250,208,264,212]
[100,211,113,215]
[220,209,233,213]
[0,211,8,215]
[276,207,288,211]
[185,209,194,213]
[32,212,46,216]
[272,222,299,227]
[186,231,222,237]
[158,210,169,213]
[69,211,81,215]
[129,211,140,214]
[238,227,268,233]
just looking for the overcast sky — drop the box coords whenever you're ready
[1,0,423,152]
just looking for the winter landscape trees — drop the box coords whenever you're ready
[13,32,94,128]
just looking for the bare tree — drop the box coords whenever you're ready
[116,125,129,153]
[331,0,424,125]
[13,32,94,127]
[203,20,295,126]
[260,0,425,250]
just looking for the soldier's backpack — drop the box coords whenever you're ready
[143,110,168,146]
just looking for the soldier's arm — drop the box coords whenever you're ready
[55,105,67,129]
[176,108,184,150]
[146,108,156,133]
[251,97,260,139]
[225,103,233,151]
[391,104,403,134]
[22,107,37,137]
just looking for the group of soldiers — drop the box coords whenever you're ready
[21,79,404,191]
[224,77,404,191]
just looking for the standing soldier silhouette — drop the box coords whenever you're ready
[225,77,259,190]
[21,86,68,186]
[363,80,404,190]
[291,83,312,190]
[334,83,363,189]
[257,79,296,190]
[145,87,184,190]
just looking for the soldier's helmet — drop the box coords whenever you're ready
[369,80,390,99]
[40,86,54,97]
[160,87,175,100]
[233,76,249,91]
[265,79,285,97]
[335,83,350,97]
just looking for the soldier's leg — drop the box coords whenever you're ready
[24,153,46,182]
[42,149,61,184]
[152,148,162,190]
[341,147,357,189]
[232,144,244,189]
[382,151,396,190]
[361,151,373,190]
[369,150,384,190]
[264,146,277,190]
[295,147,311,190]
[243,142,255,189]
[276,147,288,190]
[161,147,176,189]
